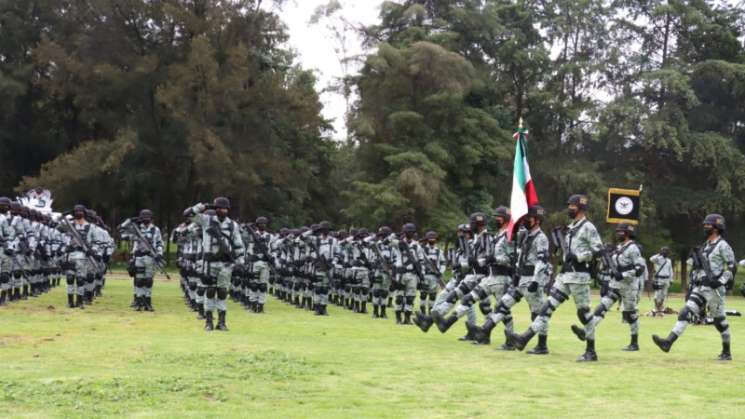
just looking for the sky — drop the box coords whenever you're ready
[275,0,384,140]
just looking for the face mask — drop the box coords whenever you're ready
[704,227,714,238]
[74,212,84,220]
[567,209,578,219]
[495,219,504,229]
[615,233,626,242]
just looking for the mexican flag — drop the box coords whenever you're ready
[507,126,539,240]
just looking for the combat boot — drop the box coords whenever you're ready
[577,339,598,362]
[387,296,393,308]
[360,302,368,314]
[216,310,228,331]
[436,313,458,333]
[413,312,433,332]
[136,296,144,311]
[22,284,29,299]
[12,287,20,301]
[570,324,586,341]
[197,305,205,319]
[652,332,678,353]
[527,335,549,355]
[622,334,639,351]
[130,294,137,308]
[498,330,516,351]
[379,305,387,319]
[717,342,732,361]
[471,318,495,345]
[67,293,75,308]
[353,300,360,313]
[257,303,264,313]
[204,311,214,331]
[506,328,535,351]
[395,311,403,324]
[403,311,412,325]
[144,296,154,312]
[75,294,85,309]
[372,305,379,318]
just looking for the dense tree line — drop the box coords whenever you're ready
[2,0,745,262]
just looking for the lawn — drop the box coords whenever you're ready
[1,273,744,418]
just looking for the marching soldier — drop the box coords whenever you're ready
[506,194,603,362]
[470,205,551,354]
[420,231,445,315]
[652,214,735,361]
[184,198,245,331]
[570,223,645,352]
[649,247,674,315]
[306,221,336,315]
[393,223,425,325]
[369,226,395,319]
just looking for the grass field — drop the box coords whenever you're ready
[1,273,744,418]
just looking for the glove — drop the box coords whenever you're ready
[4,249,13,256]
[527,281,539,293]
[468,256,478,268]
[613,270,624,282]
[565,252,578,264]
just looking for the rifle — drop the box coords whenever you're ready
[399,239,426,283]
[598,246,623,281]
[421,244,447,289]
[367,237,395,279]
[120,218,171,280]
[205,218,236,263]
[300,231,331,273]
[59,215,102,271]
[691,246,716,287]
[244,223,277,275]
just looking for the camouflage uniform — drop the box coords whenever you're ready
[649,252,673,312]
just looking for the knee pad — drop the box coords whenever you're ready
[86,274,95,283]
[445,291,458,304]
[688,292,706,309]
[197,287,206,297]
[593,304,608,318]
[508,287,523,302]
[478,300,492,315]
[428,292,436,301]
[405,296,415,305]
[456,281,472,295]
[420,291,428,301]
[713,316,729,333]
[380,290,389,298]
[217,288,228,300]
[549,287,569,303]
[539,301,556,318]
[530,312,538,321]
[577,307,591,325]
[66,276,75,285]
[205,287,217,299]
[473,285,489,301]
[622,310,638,323]
[677,306,692,322]
[609,288,621,302]
[0,273,10,284]
[258,283,268,293]
[188,282,198,291]
[144,277,154,288]
[395,296,404,305]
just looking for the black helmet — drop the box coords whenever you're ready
[567,194,589,210]
[310,223,320,233]
[319,221,332,231]
[256,216,268,225]
[660,247,670,257]
[493,206,511,221]
[337,230,348,240]
[73,204,86,214]
[0,197,10,209]
[527,205,546,221]
[213,197,230,209]
[615,223,636,238]
[378,226,392,237]
[703,213,725,232]
[356,227,369,238]
[402,223,416,233]
[457,223,470,232]
[425,231,437,241]
[279,227,289,237]
[349,228,358,238]
[139,209,153,220]
[469,212,486,225]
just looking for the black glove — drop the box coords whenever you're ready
[4,249,13,256]
[468,256,478,268]
[613,270,624,282]
[527,281,539,293]
[565,252,578,264]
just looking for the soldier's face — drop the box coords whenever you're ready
[217,208,228,219]
[567,205,579,219]
[74,210,84,219]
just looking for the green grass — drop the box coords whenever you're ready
[1,273,744,418]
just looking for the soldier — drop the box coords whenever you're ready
[420,231,446,315]
[184,198,245,331]
[652,214,735,361]
[304,221,336,315]
[0,197,16,305]
[59,205,98,309]
[470,205,552,354]
[506,194,603,362]
[369,226,395,319]
[649,247,674,316]
[434,206,514,350]
[570,223,645,352]
[393,223,425,325]
[119,210,164,311]
[246,217,273,313]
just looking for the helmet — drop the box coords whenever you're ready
[402,223,416,233]
[493,206,511,220]
[425,231,437,241]
[337,230,348,240]
[615,223,636,238]
[469,212,486,225]
[73,204,86,213]
[0,197,10,209]
[660,247,670,257]
[319,221,332,231]
[310,223,320,233]
[527,205,546,221]
[703,213,725,232]
[86,209,97,219]
[378,226,392,237]
[256,216,268,225]
[139,209,153,220]
[567,194,589,210]
[356,227,369,238]
[213,197,230,209]
[279,227,289,237]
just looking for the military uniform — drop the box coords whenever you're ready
[420,237,445,315]
[0,198,17,304]
[59,206,98,309]
[649,251,673,314]
[370,228,395,319]
[119,212,164,311]
[393,228,425,324]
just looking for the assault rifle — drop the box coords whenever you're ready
[120,218,170,279]
[399,239,426,283]
[300,230,330,273]
[59,215,102,272]
[691,246,716,287]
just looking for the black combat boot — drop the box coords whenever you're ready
[67,293,75,308]
[471,318,496,345]
[499,330,516,351]
[360,302,368,314]
[622,334,639,351]
[506,328,535,351]
[216,310,228,331]
[718,342,732,361]
[395,311,403,324]
[197,305,206,319]
[204,311,214,331]
[145,296,154,312]
[379,305,387,319]
[136,296,144,311]
[353,300,360,313]
[22,284,29,299]
[577,339,598,362]
[387,296,393,308]
[75,294,85,309]
[436,313,458,333]
[321,305,328,316]
[527,335,549,355]
[652,332,678,353]
[372,305,380,318]
[257,303,264,313]
[570,324,586,341]
[306,297,314,311]
[403,311,412,325]
[12,287,20,301]
[0,290,6,305]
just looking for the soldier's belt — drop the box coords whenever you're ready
[204,254,232,263]
[489,265,514,276]
[654,275,670,279]
[560,260,590,274]
[519,265,535,276]
[134,251,152,257]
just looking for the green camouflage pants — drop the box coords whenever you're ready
[530,276,592,335]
